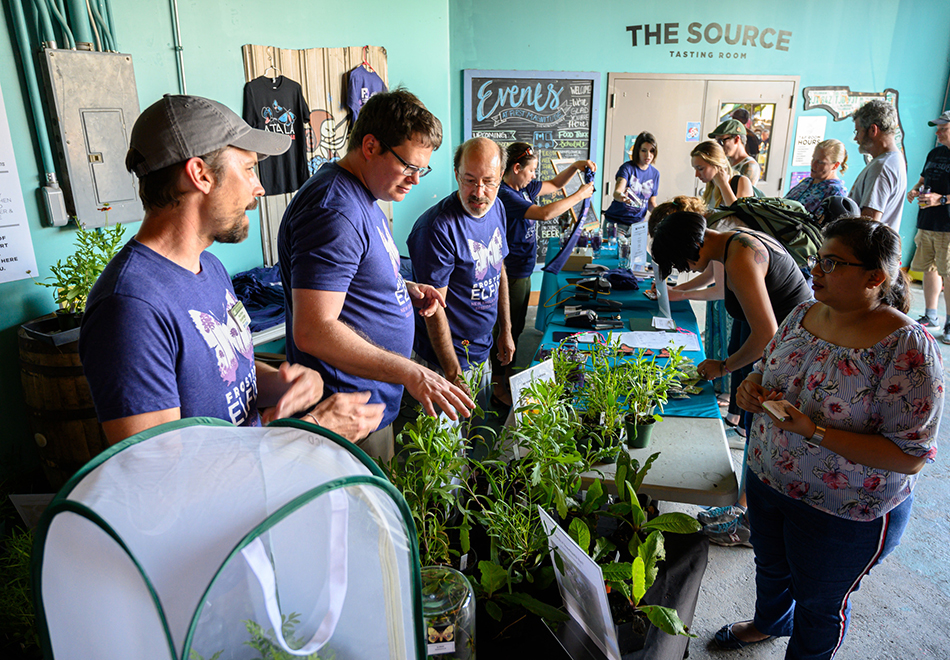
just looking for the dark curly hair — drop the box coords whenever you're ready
[650,211,707,279]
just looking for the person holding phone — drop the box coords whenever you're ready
[721,218,942,657]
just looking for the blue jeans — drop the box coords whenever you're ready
[745,470,912,660]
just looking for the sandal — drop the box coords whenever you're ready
[714,622,772,650]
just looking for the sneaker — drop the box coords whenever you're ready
[917,314,940,328]
[943,323,950,345]
[697,505,746,526]
[704,515,752,547]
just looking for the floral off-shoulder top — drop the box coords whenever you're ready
[749,301,943,520]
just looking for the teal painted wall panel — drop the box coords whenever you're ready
[448,0,950,265]
[1,0,948,481]
[0,0,452,480]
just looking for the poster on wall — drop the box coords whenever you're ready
[685,121,701,142]
[464,70,601,265]
[792,116,826,166]
[0,84,38,284]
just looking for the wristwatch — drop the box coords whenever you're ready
[804,424,826,448]
[941,195,948,205]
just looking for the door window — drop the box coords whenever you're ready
[718,103,775,180]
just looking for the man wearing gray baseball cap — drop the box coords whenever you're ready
[80,94,384,446]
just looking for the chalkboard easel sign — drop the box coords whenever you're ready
[464,70,602,265]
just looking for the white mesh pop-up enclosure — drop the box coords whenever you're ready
[32,418,425,660]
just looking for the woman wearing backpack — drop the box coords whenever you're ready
[651,209,813,546]
[784,139,849,214]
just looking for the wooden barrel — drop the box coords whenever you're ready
[18,316,108,489]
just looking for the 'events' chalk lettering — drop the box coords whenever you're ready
[476,81,564,122]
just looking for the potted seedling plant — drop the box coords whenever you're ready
[620,345,690,449]
[29,223,125,338]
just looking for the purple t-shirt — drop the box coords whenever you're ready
[604,161,659,224]
[80,240,260,426]
[278,162,414,429]
[498,180,543,279]
[408,193,509,368]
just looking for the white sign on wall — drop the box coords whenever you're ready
[0,84,38,284]
[792,116,826,167]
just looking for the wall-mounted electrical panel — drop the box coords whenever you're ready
[39,50,140,228]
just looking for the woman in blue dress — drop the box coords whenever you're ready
[603,131,660,233]
[490,142,595,406]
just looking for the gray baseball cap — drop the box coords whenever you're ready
[126,94,291,176]
[928,110,950,127]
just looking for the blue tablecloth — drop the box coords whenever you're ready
[533,239,720,419]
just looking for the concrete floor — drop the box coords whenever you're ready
[517,277,950,659]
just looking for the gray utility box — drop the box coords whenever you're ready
[39,49,140,228]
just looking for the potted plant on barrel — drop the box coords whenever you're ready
[28,223,125,340]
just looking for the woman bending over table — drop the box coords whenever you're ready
[490,142,595,407]
[718,218,943,658]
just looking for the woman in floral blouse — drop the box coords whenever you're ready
[717,218,943,658]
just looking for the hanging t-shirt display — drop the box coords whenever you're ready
[346,66,387,123]
[242,75,310,195]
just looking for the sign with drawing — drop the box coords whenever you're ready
[464,70,602,262]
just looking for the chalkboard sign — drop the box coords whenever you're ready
[464,70,602,264]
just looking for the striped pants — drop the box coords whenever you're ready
[745,470,912,660]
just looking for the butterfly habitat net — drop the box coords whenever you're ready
[32,418,425,660]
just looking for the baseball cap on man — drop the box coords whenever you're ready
[928,111,950,127]
[126,94,291,176]
[817,195,861,225]
[708,119,747,138]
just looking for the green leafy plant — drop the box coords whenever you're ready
[599,452,701,558]
[619,346,690,425]
[384,414,470,567]
[189,612,333,660]
[33,223,125,313]
[0,527,37,653]
[561,452,700,640]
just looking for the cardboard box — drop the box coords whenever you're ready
[561,247,593,271]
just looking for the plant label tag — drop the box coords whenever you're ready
[228,300,251,331]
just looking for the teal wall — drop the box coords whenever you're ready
[1,0,948,480]
[449,0,950,258]
[0,0,453,480]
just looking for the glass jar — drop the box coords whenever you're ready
[420,566,475,659]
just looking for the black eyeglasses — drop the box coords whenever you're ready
[806,255,865,273]
[379,139,432,178]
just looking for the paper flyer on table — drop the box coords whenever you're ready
[615,330,700,352]
[539,507,622,660]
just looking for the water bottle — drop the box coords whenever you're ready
[618,235,631,269]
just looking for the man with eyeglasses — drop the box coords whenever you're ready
[407,137,515,401]
[277,89,474,460]
[709,118,761,186]
[848,99,906,231]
